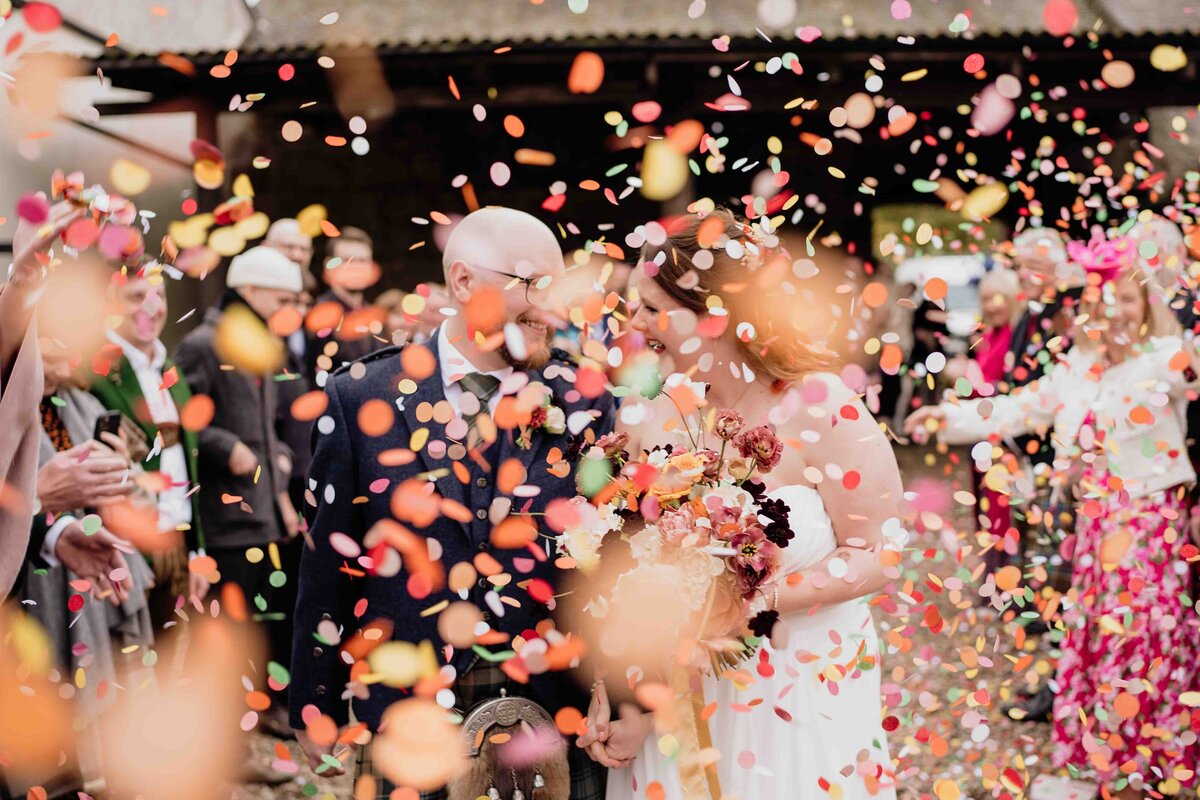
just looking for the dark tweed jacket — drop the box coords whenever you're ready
[289,334,615,731]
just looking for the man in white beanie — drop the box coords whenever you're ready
[172,246,303,780]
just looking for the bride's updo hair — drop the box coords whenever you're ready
[640,207,839,384]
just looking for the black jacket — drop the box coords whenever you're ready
[172,296,292,549]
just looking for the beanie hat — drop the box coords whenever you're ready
[226,246,302,293]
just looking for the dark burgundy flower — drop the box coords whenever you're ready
[758,497,793,547]
[714,409,745,441]
[734,426,783,473]
[529,406,548,429]
[748,609,780,639]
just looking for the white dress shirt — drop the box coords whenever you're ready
[107,332,193,532]
[437,325,513,417]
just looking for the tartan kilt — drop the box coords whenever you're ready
[355,663,606,800]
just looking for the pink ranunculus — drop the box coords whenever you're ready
[695,448,721,480]
[730,525,780,595]
[1066,233,1135,284]
[714,409,745,441]
[734,425,783,473]
[658,503,701,546]
[596,431,630,458]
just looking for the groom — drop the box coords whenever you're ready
[290,207,614,799]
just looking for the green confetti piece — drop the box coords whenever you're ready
[301,781,319,797]
[80,515,102,535]
[269,570,287,589]
[604,163,627,177]
[688,158,701,176]
[1138,240,1159,259]
[268,660,291,687]
[50,395,66,407]
[615,120,628,137]
[254,593,269,612]
[954,377,973,397]
[567,0,587,11]
[316,754,342,774]
[912,179,939,193]
[471,645,516,663]
[143,649,158,667]
[577,456,613,498]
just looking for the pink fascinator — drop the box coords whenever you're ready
[1066,232,1136,285]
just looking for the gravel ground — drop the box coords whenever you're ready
[233,446,1063,800]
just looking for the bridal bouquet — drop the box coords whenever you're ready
[556,404,792,672]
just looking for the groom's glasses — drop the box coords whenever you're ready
[474,265,552,305]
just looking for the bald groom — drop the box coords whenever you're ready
[290,207,614,799]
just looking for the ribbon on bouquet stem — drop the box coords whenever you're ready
[670,669,722,800]
[671,581,723,800]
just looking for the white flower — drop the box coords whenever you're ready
[675,546,727,611]
[663,372,707,403]
[646,449,670,469]
[627,524,662,563]
[544,405,567,434]
[560,527,605,571]
[709,483,754,514]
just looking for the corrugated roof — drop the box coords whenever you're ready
[237,0,1200,52]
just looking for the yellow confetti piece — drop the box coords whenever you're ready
[268,542,281,571]
[252,463,262,485]
[232,173,255,198]
[827,166,846,179]
[296,203,328,238]
[246,547,264,564]
[419,599,450,617]
[110,158,151,195]
[409,427,430,452]
[784,96,807,109]
[208,225,247,257]
[234,211,270,241]
[1180,691,1200,707]
[75,667,86,689]
[901,68,929,81]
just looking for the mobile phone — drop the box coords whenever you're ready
[93,410,123,441]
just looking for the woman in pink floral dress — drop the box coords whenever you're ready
[908,232,1200,797]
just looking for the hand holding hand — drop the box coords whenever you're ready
[578,681,614,765]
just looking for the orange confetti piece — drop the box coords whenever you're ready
[306,714,338,747]
[862,281,889,308]
[105,33,119,47]
[179,394,215,432]
[554,706,584,736]
[503,114,526,138]
[245,691,271,712]
[358,399,395,437]
[497,459,528,494]
[290,391,329,422]
[924,277,948,301]
[567,51,605,94]
[491,516,538,549]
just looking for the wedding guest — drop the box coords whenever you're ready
[906,234,1199,798]
[0,198,86,598]
[89,264,210,629]
[17,276,159,795]
[308,226,383,376]
[263,218,315,372]
[173,245,300,783]
[947,267,1023,582]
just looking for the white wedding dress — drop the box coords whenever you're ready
[605,485,897,800]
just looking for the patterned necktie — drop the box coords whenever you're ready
[458,372,501,427]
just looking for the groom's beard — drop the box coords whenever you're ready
[500,312,554,370]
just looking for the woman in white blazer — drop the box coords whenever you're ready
[907,240,1200,799]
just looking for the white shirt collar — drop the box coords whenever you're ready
[106,330,167,372]
[436,325,513,389]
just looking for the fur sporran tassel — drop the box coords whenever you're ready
[447,692,570,800]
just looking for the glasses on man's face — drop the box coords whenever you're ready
[475,265,552,305]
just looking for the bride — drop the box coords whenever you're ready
[580,209,904,799]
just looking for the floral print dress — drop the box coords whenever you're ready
[1052,411,1200,792]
